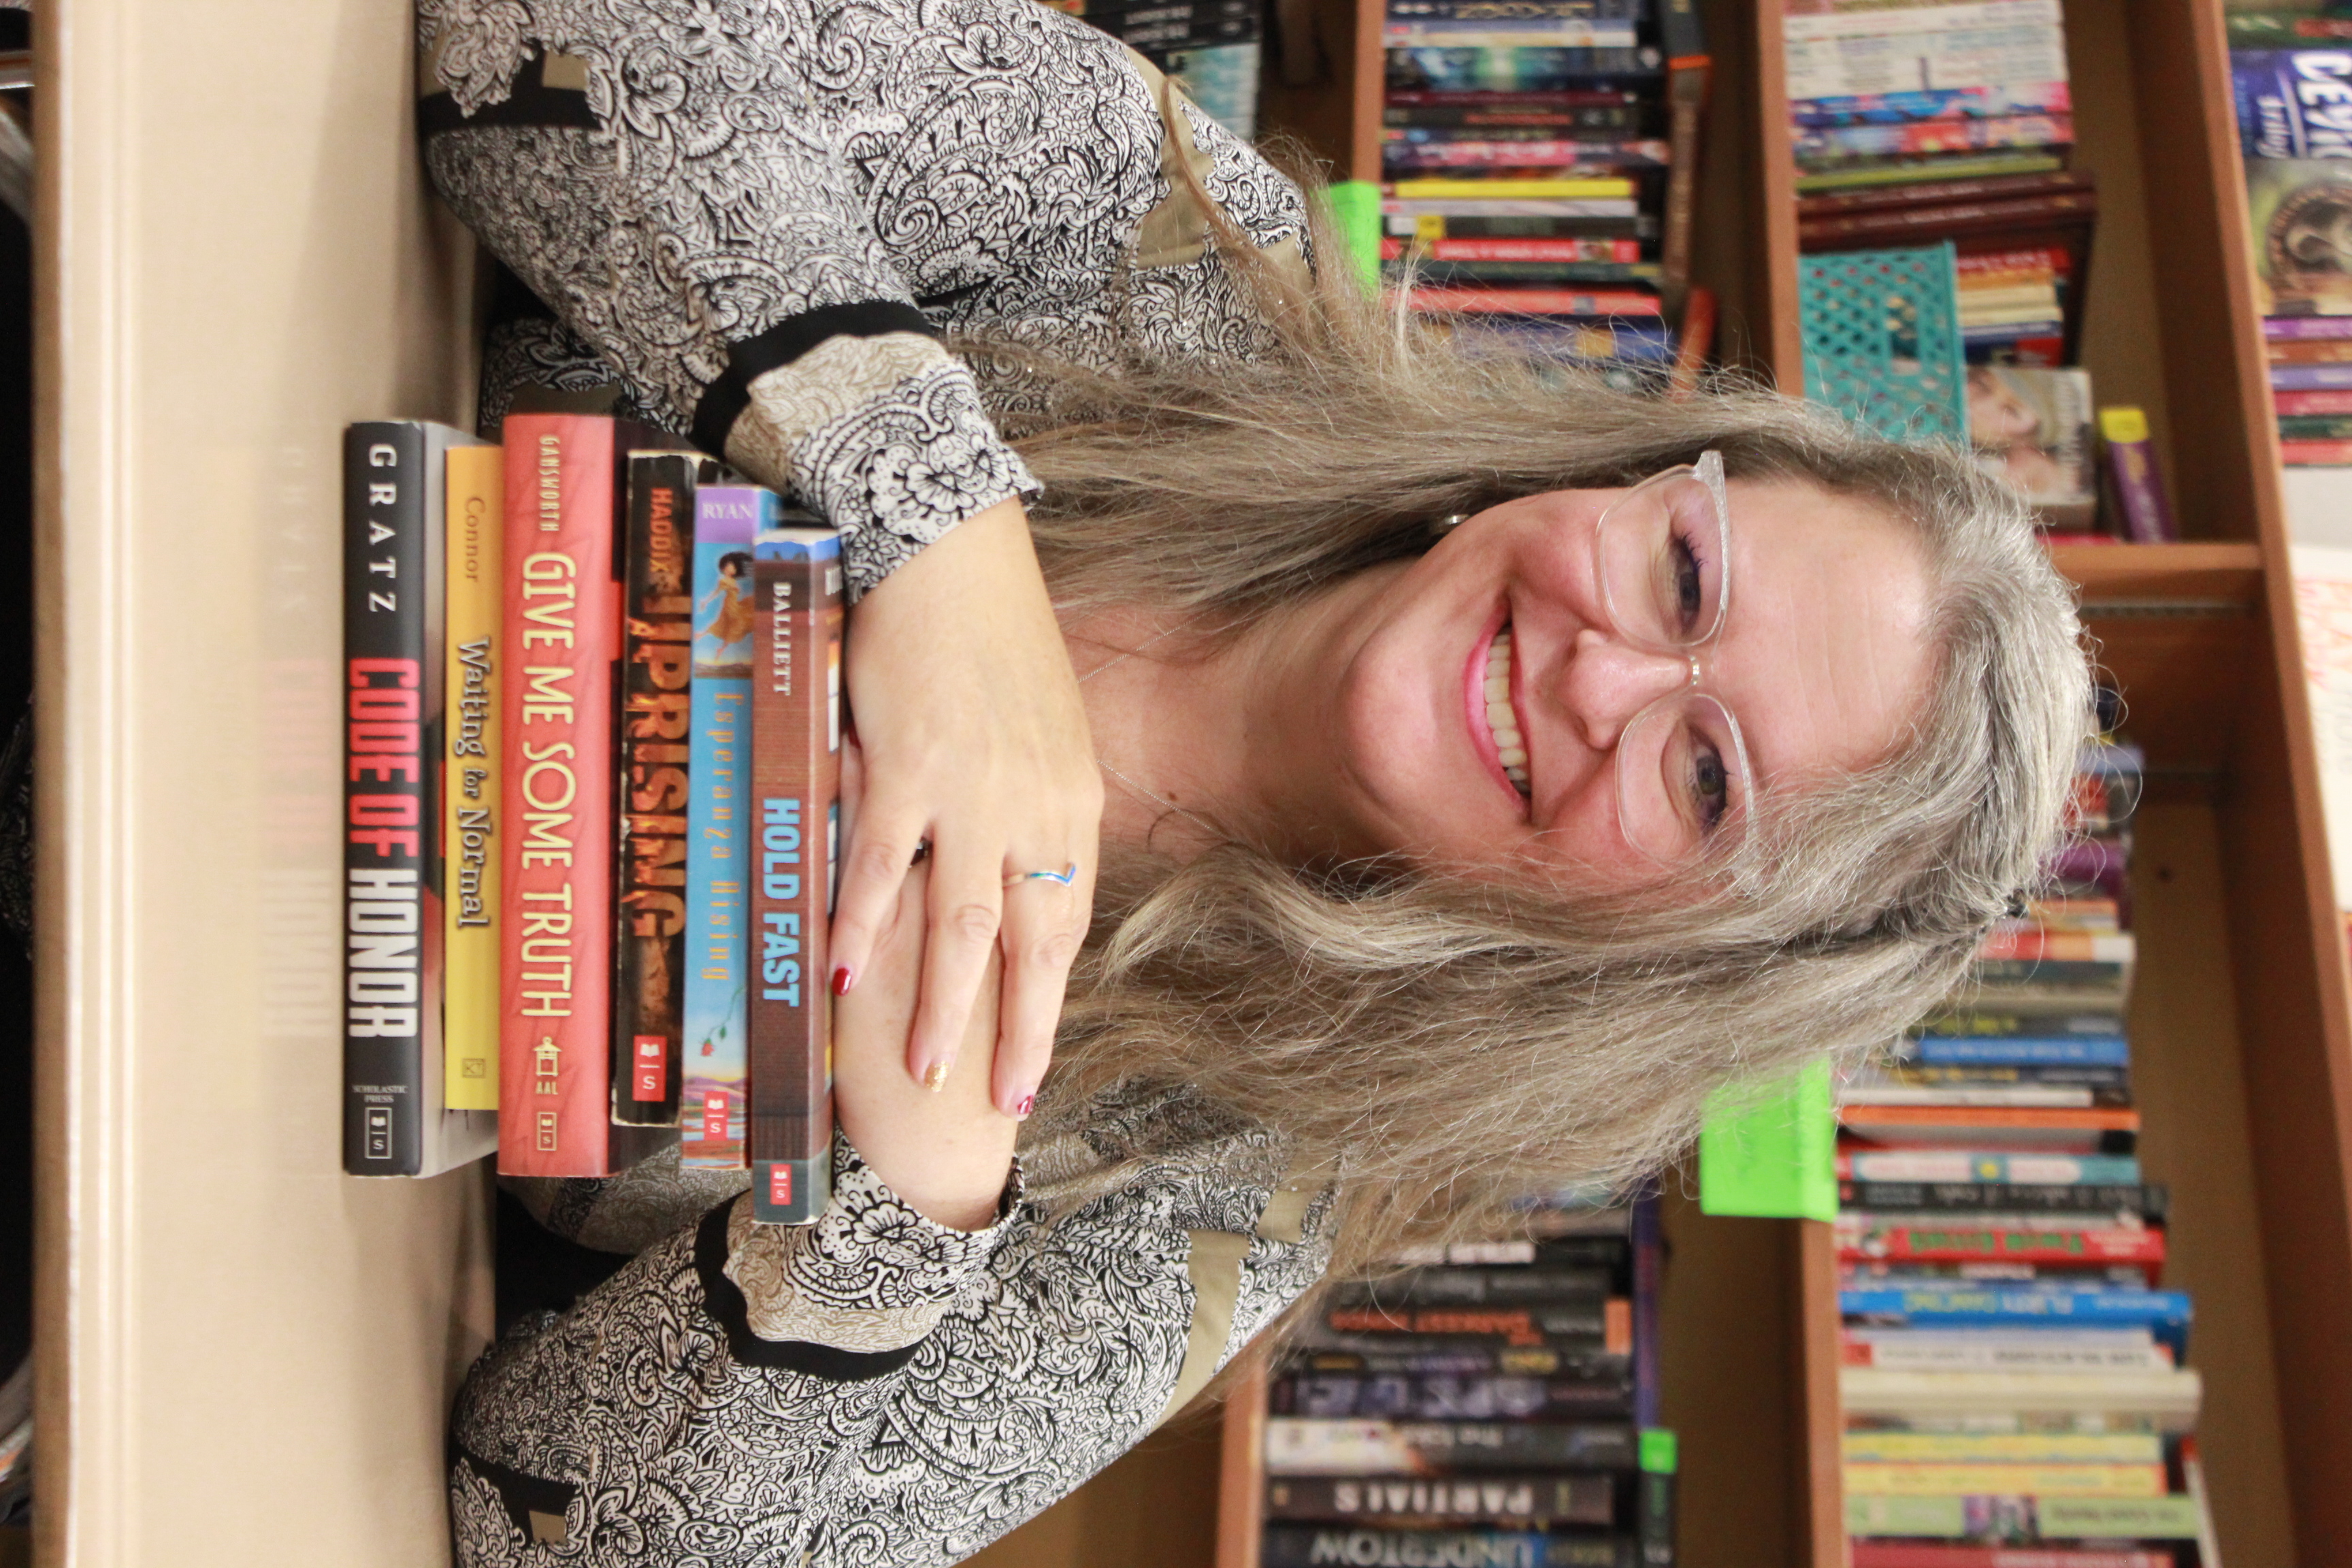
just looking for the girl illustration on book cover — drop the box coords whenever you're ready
[693,549,754,677]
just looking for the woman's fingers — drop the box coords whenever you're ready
[905,836,1006,1092]
[992,862,1093,1117]
[828,792,928,1002]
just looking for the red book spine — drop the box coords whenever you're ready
[1835,1226,2166,1267]
[497,414,623,1177]
[2273,389,2352,415]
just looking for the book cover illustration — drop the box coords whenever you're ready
[679,484,772,1169]
[2246,157,2352,317]
[1965,365,2094,527]
[612,451,710,1126]
[748,521,845,1223]
[2234,48,2352,162]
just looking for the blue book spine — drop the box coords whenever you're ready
[1840,1286,2193,1358]
[2235,50,2352,161]
[2274,362,2352,391]
[678,485,774,1169]
[1908,1035,2132,1066]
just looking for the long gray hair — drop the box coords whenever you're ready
[974,167,2093,1284]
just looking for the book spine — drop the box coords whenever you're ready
[679,487,769,1168]
[1841,1180,2162,1216]
[1637,1428,1676,1568]
[1902,1034,2127,1065]
[2268,314,2352,340]
[1263,1526,1633,1568]
[2276,387,2352,413]
[2272,363,2352,391]
[1262,1472,1617,1526]
[1833,1225,2165,1269]
[497,414,622,1178]
[2280,439,2352,465]
[612,453,702,1125]
[1384,87,1644,108]
[444,444,504,1111]
[1264,1417,1641,1475]
[1296,1344,1632,1376]
[1333,1265,1618,1305]
[2095,408,2176,544]
[343,423,438,1175]
[1847,1545,2170,1568]
[1326,1298,1630,1345]
[1384,259,1663,287]
[1384,138,1671,169]
[1838,1151,2141,1185]
[747,529,845,1223]
[1790,82,2072,128]
[1385,102,1646,129]
[1383,20,1640,48]
[1273,1370,1633,1420]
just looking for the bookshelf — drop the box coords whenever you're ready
[24,5,2351,1568]
[1215,3,2352,1568]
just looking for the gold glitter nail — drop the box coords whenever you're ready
[924,1060,949,1092]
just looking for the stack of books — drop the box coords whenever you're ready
[2227,9,2352,468]
[338,417,845,1228]
[1043,0,1264,136]
[1381,1,1713,383]
[1260,1196,1676,1568]
[1835,738,2217,1566]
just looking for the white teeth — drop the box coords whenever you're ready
[1483,626,1531,797]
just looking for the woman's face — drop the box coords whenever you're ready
[1323,474,1938,885]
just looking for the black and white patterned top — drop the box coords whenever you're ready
[420,0,1308,595]
[419,2,1335,1562]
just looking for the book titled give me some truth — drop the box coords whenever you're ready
[747,518,844,1223]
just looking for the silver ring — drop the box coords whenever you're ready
[1004,862,1079,888]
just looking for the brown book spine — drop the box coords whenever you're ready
[612,452,706,1124]
[747,525,845,1223]
[1794,167,2093,218]
[1797,191,2097,248]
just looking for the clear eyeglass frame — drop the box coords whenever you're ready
[1590,450,1759,864]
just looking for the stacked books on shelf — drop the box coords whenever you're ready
[1260,1194,1675,1568]
[1043,0,1264,136]
[1786,3,2180,540]
[339,417,843,1226]
[1382,1,1714,385]
[2227,7,2352,468]
[1835,737,2218,1567]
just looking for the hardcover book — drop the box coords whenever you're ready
[340,421,497,1176]
[747,521,846,1223]
[495,414,687,1177]
[612,451,713,1126]
[679,485,772,1169]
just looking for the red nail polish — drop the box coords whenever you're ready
[832,965,854,997]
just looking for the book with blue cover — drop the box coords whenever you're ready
[677,485,771,1169]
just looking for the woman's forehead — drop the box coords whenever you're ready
[1716,478,1936,787]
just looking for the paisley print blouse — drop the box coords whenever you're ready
[417,1,1335,1562]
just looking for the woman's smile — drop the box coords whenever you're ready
[1463,609,1531,811]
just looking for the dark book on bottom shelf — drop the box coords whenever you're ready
[1263,1524,1635,1568]
[1265,1418,1639,1475]
[1274,1369,1632,1420]
[1265,1473,1618,1529]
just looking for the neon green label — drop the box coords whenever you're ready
[1697,1060,1836,1220]
[1325,181,1382,293]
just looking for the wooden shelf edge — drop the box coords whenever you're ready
[1793,1220,1846,1568]
[1214,1354,1269,1568]
[2051,541,2264,606]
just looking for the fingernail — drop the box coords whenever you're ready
[832,965,854,997]
[1013,1092,1035,1120]
[922,1058,951,1093]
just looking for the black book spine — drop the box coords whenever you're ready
[612,452,702,1126]
[342,422,437,1175]
[1840,1180,2167,1219]
[1637,1454,1676,1568]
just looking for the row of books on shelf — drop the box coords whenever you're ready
[1258,1202,1676,1568]
[2227,8,2352,466]
[1834,732,2219,1567]
[1377,0,1716,389]
[340,416,840,1226]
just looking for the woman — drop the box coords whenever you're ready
[418,0,2091,1562]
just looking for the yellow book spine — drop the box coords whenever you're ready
[1389,178,1636,199]
[1842,1463,2166,1499]
[444,444,503,1109]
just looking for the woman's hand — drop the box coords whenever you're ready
[832,745,1021,1231]
[830,498,1102,1120]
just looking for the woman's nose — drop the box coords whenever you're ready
[1559,628,1697,748]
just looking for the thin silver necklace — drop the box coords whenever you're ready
[1077,623,1219,834]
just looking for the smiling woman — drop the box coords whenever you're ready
[417,0,2093,1561]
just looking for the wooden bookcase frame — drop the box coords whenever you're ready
[1222,3,2352,1566]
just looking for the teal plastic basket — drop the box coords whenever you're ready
[1798,244,1968,445]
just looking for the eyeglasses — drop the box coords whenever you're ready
[1590,450,1757,864]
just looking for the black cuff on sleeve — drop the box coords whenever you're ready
[688,301,944,463]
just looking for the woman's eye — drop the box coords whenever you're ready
[1689,738,1729,832]
[1669,533,1705,632]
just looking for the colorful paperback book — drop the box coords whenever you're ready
[679,485,771,1167]
[443,442,503,1111]
[1794,152,2067,194]
[1274,1371,1632,1420]
[2247,159,2352,318]
[1384,137,1671,169]
[1783,5,2069,104]
[1898,1034,2127,1066]
[1405,285,1661,315]
[1382,18,1640,47]
[1842,1431,2162,1465]
[1844,1493,2201,1542]
[1790,82,2070,128]
[1795,114,2072,166]
[1838,1286,2191,1357]
[2236,49,2352,161]
[1840,1180,2162,1218]
[747,523,845,1223]
[1835,1150,2139,1186]
[1848,1546,2174,1568]
[2274,362,2352,391]
[1385,46,1663,94]
[342,422,500,1175]
[1844,1463,2165,1499]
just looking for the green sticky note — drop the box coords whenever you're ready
[1697,1060,1836,1220]
[1638,1428,1678,1475]
[1325,180,1382,293]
